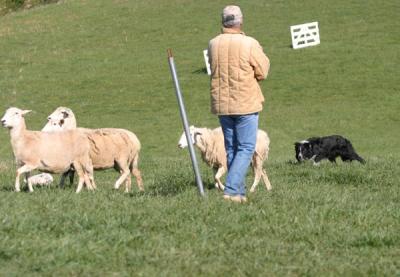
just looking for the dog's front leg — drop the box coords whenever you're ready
[312,155,322,166]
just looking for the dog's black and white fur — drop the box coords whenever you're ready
[295,135,365,165]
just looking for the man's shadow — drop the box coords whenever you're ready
[192,67,208,74]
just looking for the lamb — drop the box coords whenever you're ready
[178,126,272,193]
[24,173,53,187]
[42,107,144,192]
[1,107,95,193]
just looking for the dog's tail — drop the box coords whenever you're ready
[353,153,366,164]
[345,139,366,164]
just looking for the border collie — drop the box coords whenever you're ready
[295,135,365,165]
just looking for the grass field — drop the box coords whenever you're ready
[0,0,399,275]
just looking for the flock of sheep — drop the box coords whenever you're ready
[1,107,272,193]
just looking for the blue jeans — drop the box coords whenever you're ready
[219,113,258,196]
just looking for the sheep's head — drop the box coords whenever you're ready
[1,107,31,129]
[42,107,76,132]
[178,126,203,149]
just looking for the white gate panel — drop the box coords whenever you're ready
[290,22,320,49]
[203,49,211,75]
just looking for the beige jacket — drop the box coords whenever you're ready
[208,28,270,115]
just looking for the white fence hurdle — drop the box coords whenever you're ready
[290,22,320,49]
[203,49,211,75]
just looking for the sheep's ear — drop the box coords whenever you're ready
[61,111,69,118]
[21,110,32,116]
[192,132,201,144]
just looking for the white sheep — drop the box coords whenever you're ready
[24,173,53,187]
[42,106,76,132]
[42,107,143,192]
[178,126,272,193]
[1,107,95,193]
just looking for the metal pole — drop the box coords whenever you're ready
[167,49,205,197]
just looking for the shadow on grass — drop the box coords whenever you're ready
[192,67,208,74]
[279,159,374,186]
[139,172,197,197]
[286,160,300,165]
[316,171,371,186]
[0,185,15,192]
[205,181,218,191]
[133,176,218,197]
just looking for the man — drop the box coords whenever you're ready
[208,5,270,203]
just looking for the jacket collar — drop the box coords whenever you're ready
[222,27,244,35]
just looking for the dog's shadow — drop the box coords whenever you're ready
[286,160,301,166]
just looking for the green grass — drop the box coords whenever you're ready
[0,0,399,275]
[0,0,59,16]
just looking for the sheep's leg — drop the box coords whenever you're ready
[68,170,75,186]
[249,167,262,193]
[82,159,95,190]
[24,172,30,183]
[88,172,96,190]
[85,167,96,190]
[131,155,144,192]
[119,168,131,193]
[250,154,272,192]
[27,179,34,192]
[16,165,35,192]
[73,162,86,193]
[59,173,66,188]
[75,176,85,193]
[124,174,132,193]
[80,165,94,191]
[83,173,94,191]
[214,166,225,191]
[59,172,68,188]
[114,165,130,190]
[132,168,143,192]
[250,155,271,193]
[261,169,272,191]
[59,169,75,188]
[249,156,260,193]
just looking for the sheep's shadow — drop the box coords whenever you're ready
[0,185,53,192]
[205,181,219,191]
[0,185,16,192]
